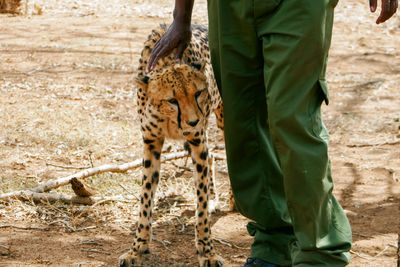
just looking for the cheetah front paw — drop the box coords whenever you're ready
[199,254,224,267]
[118,249,147,267]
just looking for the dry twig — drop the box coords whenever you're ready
[214,238,248,250]
[0,224,49,231]
[79,239,101,246]
[350,245,394,262]
[49,220,97,232]
[118,183,140,201]
[84,248,111,255]
[347,140,400,147]
[24,64,61,75]
[350,250,372,261]
[49,220,75,232]
[153,238,176,254]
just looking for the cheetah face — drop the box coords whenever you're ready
[139,63,210,138]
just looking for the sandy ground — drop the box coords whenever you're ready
[0,0,399,266]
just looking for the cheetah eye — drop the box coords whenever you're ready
[167,98,178,105]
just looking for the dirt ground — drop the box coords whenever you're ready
[0,0,399,266]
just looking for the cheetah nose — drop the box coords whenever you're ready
[187,119,199,127]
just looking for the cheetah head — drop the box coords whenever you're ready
[137,62,210,137]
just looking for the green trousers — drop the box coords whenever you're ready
[207,0,352,266]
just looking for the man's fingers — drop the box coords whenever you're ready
[174,43,187,63]
[370,0,378,12]
[147,40,163,72]
[147,49,161,72]
[147,51,161,73]
[148,45,170,72]
[151,39,162,56]
[381,0,391,18]
[145,23,191,72]
[148,39,167,73]
[376,0,397,24]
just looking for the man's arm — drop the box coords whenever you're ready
[147,0,195,72]
[370,0,398,24]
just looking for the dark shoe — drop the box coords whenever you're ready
[242,258,278,267]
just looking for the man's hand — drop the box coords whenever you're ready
[370,0,398,24]
[147,0,194,73]
[147,21,192,73]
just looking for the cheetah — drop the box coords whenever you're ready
[118,24,225,267]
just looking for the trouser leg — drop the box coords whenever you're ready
[208,0,352,266]
[257,0,352,265]
[208,1,294,265]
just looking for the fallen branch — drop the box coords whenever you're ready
[0,191,131,205]
[46,162,91,170]
[0,151,189,202]
[0,150,226,204]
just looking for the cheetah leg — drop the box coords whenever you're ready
[207,154,220,213]
[213,100,236,212]
[119,137,164,267]
[188,139,224,267]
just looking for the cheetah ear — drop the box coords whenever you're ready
[190,61,206,72]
